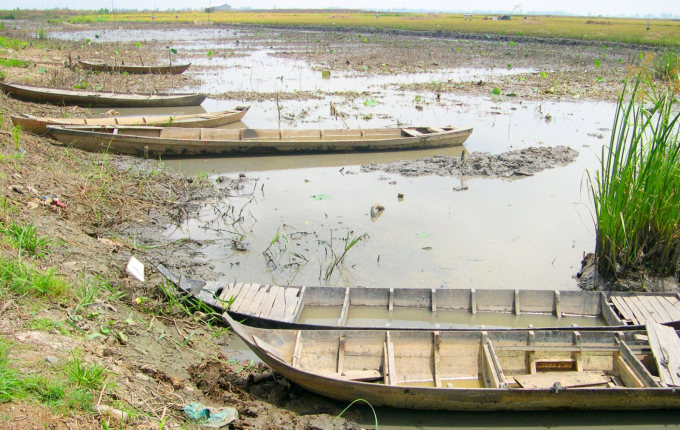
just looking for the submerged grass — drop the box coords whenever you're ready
[588,72,680,279]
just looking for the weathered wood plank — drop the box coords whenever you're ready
[290,286,307,323]
[433,331,441,388]
[338,287,350,327]
[611,296,637,324]
[514,289,521,316]
[229,283,252,312]
[292,330,302,368]
[337,336,346,374]
[253,335,288,364]
[600,293,623,326]
[283,288,301,322]
[641,296,672,323]
[470,289,477,315]
[217,283,236,304]
[245,285,268,316]
[648,322,680,387]
[619,339,660,388]
[389,288,394,312]
[554,291,562,318]
[258,286,281,319]
[322,370,382,381]
[514,371,608,389]
[431,289,437,313]
[269,287,287,321]
[234,283,262,314]
[220,283,243,305]
[656,296,680,322]
[624,297,649,324]
[637,296,667,323]
[616,356,644,388]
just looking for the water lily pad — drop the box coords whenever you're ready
[311,194,331,200]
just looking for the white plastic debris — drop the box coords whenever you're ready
[126,256,145,282]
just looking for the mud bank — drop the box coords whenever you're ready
[577,253,680,293]
[361,146,578,178]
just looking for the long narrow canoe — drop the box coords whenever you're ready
[0,82,206,108]
[225,314,680,410]
[11,105,250,135]
[46,124,473,157]
[158,265,680,330]
[78,60,191,75]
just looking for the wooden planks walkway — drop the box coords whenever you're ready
[610,295,680,325]
[647,321,680,387]
[218,283,302,323]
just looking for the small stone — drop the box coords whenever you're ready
[45,355,59,364]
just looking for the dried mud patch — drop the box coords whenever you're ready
[361,146,579,178]
[576,253,680,293]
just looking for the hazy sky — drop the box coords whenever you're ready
[14,0,680,17]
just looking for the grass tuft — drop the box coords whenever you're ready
[0,339,23,403]
[0,58,30,68]
[0,257,68,297]
[588,72,680,279]
[66,356,108,390]
[0,221,51,256]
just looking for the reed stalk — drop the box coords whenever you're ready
[588,72,680,279]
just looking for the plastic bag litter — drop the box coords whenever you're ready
[183,402,238,428]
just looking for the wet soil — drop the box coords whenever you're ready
[361,146,579,178]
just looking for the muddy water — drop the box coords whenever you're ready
[162,96,611,291]
[299,306,607,328]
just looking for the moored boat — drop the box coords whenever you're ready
[158,265,680,330]
[0,82,206,108]
[11,105,250,135]
[225,313,680,411]
[46,124,473,157]
[78,60,191,75]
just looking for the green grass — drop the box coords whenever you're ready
[588,72,680,279]
[0,221,51,256]
[0,256,68,297]
[87,11,680,47]
[27,317,70,335]
[0,58,30,68]
[651,49,679,80]
[66,356,108,390]
[0,339,23,403]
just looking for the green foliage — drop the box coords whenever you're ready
[11,125,21,150]
[36,28,48,40]
[587,73,680,278]
[0,221,51,255]
[0,256,68,297]
[74,81,89,90]
[332,399,378,429]
[491,87,501,95]
[0,58,30,68]
[27,317,70,335]
[66,356,108,390]
[594,58,601,69]
[651,49,679,80]
[0,339,22,403]
[540,71,547,78]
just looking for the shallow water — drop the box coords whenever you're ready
[299,306,607,328]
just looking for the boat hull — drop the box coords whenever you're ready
[78,60,191,75]
[46,125,473,157]
[11,105,249,135]
[225,315,680,411]
[0,82,206,108]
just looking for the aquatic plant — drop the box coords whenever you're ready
[651,49,679,80]
[588,72,680,278]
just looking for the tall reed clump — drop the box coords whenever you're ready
[588,72,680,279]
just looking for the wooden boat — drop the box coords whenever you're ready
[11,105,250,135]
[157,265,680,330]
[78,60,191,75]
[0,82,206,108]
[225,313,680,410]
[45,124,473,157]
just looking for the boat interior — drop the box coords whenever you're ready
[185,278,680,329]
[245,321,680,390]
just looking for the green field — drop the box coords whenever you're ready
[68,11,680,47]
